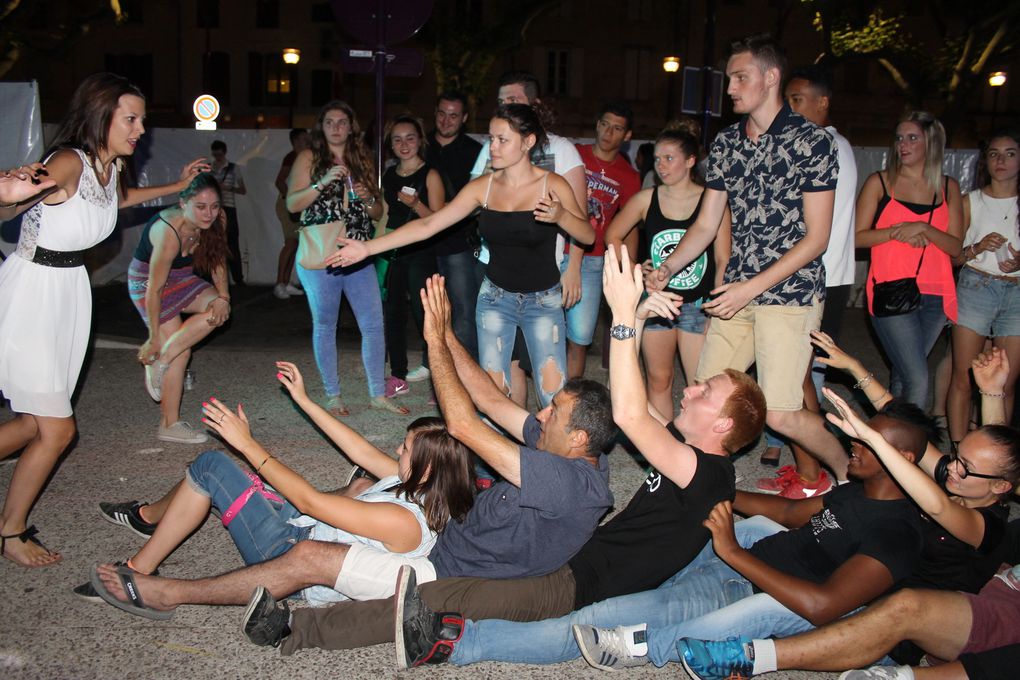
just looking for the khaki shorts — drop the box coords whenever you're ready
[695,299,824,411]
[276,196,301,240]
[333,542,437,601]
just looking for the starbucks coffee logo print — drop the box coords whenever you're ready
[650,228,707,290]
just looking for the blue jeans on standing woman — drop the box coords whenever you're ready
[870,293,947,410]
[297,261,386,398]
[436,250,486,361]
[476,277,566,408]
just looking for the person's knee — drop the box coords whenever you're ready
[765,408,799,433]
[879,589,927,628]
[646,366,675,393]
[41,418,76,449]
[539,356,565,398]
[288,540,348,582]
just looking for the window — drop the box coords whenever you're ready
[203,52,231,105]
[311,69,335,106]
[105,54,153,100]
[197,0,219,29]
[255,0,279,28]
[623,47,651,101]
[249,52,297,106]
[546,49,569,96]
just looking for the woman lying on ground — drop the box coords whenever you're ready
[78,361,474,617]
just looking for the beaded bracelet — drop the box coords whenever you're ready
[979,390,1006,398]
[853,373,875,390]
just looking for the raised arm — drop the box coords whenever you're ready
[705,501,896,625]
[649,188,728,291]
[824,387,993,549]
[201,399,420,552]
[421,276,524,486]
[120,158,209,208]
[972,348,1009,426]
[534,173,594,245]
[137,217,180,364]
[0,162,57,220]
[604,246,703,487]
[604,188,652,259]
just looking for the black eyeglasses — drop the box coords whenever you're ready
[950,453,1004,480]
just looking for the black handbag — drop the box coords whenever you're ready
[871,192,937,318]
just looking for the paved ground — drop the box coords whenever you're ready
[0,283,934,679]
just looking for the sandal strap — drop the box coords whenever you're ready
[117,564,147,609]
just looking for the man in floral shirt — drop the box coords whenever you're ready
[650,33,848,484]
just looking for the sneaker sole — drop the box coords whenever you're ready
[157,433,209,444]
[98,506,153,540]
[393,565,413,669]
[144,365,162,403]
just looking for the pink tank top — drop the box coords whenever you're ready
[865,174,957,322]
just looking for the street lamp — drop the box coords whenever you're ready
[283,49,301,126]
[989,71,1007,129]
[662,56,681,73]
[663,56,681,122]
[282,48,301,65]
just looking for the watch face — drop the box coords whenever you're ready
[611,324,635,340]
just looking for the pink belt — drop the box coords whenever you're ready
[221,471,284,527]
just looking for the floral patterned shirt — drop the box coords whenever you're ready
[299,177,374,242]
[705,104,838,306]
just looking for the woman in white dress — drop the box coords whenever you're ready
[0,73,207,567]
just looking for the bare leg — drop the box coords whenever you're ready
[0,414,75,566]
[948,326,987,443]
[96,540,348,611]
[277,237,298,285]
[134,481,183,524]
[932,341,953,419]
[158,296,219,367]
[767,407,848,481]
[677,327,707,389]
[509,360,528,409]
[774,589,972,672]
[566,340,587,380]
[790,370,823,483]
[128,479,213,574]
[641,329,679,418]
[0,413,37,460]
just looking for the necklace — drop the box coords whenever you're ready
[983,192,1018,224]
[396,160,424,177]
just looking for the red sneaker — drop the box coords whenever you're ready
[778,470,833,499]
[755,465,800,494]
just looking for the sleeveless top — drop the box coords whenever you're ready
[866,172,957,322]
[381,163,436,256]
[299,170,374,242]
[477,172,559,293]
[644,187,715,302]
[133,214,194,269]
[964,189,1020,278]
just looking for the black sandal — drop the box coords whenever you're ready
[0,525,58,563]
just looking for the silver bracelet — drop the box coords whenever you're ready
[853,373,874,390]
[979,390,1006,398]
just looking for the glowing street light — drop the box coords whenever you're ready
[988,71,1007,87]
[282,48,301,65]
[662,56,681,73]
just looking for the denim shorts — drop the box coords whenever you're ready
[956,266,1020,337]
[645,299,708,334]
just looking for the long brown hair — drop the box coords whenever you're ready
[976,128,1020,233]
[48,72,145,199]
[396,417,475,533]
[182,173,230,275]
[309,100,379,200]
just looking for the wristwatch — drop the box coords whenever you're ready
[610,324,636,340]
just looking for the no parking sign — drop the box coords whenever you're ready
[193,94,220,130]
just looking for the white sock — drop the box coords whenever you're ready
[751,638,778,675]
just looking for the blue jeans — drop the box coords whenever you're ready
[186,450,309,565]
[437,250,486,361]
[476,277,566,408]
[560,254,604,346]
[450,515,785,666]
[870,293,947,409]
[297,262,386,398]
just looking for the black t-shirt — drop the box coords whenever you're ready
[569,441,736,608]
[381,163,437,257]
[902,502,1009,593]
[749,483,924,585]
[644,188,715,303]
[426,132,482,257]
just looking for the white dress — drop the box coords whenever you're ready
[0,149,119,417]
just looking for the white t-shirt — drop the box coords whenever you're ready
[470,132,583,265]
[824,126,857,287]
[964,189,1020,277]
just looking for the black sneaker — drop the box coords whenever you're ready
[394,565,463,668]
[99,501,157,538]
[242,586,291,647]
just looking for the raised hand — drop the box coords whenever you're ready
[328,237,369,268]
[420,274,453,346]
[602,245,644,317]
[202,398,255,452]
[972,347,1009,395]
[275,361,308,402]
[534,188,565,224]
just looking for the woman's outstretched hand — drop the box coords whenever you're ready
[202,398,255,452]
[275,361,309,403]
[328,238,369,268]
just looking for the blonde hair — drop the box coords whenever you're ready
[887,111,945,196]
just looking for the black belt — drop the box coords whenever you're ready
[31,245,85,268]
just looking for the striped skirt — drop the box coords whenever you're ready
[128,258,213,326]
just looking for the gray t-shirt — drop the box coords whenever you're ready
[429,414,613,579]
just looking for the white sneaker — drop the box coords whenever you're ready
[273,284,290,299]
[839,666,915,680]
[406,366,430,382]
[284,283,304,296]
[573,623,649,671]
[145,362,168,402]
[158,421,209,444]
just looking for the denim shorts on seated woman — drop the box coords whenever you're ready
[956,266,1020,337]
[645,298,708,334]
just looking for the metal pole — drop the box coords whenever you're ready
[701,0,716,150]
[374,0,387,188]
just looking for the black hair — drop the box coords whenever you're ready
[491,103,548,156]
[561,378,617,454]
[788,64,833,98]
[979,424,1020,486]
[976,128,1020,225]
[597,101,634,130]
[496,71,541,101]
[656,118,703,184]
[211,140,227,152]
[289,128,307,143]
[437,90,469,110]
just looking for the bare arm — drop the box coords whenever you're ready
[713,207,733,288]
[854,173,891,249]
[0,162,57,219]
[421,277,523,486]
[652,188,728,290]
[201,400,419,552]
[536,174,594,244]
[120,158,209,208]
[732,490,824,528]
[137,216,179,363]
[604,188,652,259]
